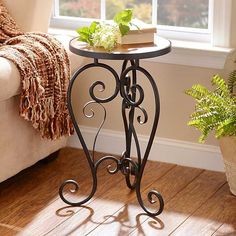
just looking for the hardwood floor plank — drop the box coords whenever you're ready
[128,170,226,236]
[212,223,236,236]
[170,184,236,236]
[0,149,90,235]
[0,148,104,235]
[87,166,203,236]
[0,148,86,219]
[12,172,124,236]
[46,161,175,236]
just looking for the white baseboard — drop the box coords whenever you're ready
[68,126,224,172]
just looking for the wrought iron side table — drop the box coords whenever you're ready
[59,37,171,216]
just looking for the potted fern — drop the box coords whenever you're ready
[186,71,236,196]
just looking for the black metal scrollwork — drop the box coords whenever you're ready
[83,101,106,163]
[59,58,164,216]
[95,155,120,174]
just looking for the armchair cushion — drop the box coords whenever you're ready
[2,0,53,33]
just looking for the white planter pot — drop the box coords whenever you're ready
[219,136,236,196]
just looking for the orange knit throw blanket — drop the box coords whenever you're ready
[0,2,74,139]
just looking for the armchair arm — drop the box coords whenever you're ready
[0,57,21,102]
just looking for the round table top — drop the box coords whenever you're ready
[69,36,171,60]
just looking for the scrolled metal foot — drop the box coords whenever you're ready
[136,186,164,216]
[59,178,97,206]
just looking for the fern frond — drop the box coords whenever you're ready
[228,70,236,94]
[186,72,236,143]
[216,115,236,137]
[185,84,210,100]
[198,125,213,143]
[212,75,231,97]
[190,111,218,120]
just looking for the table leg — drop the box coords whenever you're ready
[120,59,164,216]
[59,60,120,206]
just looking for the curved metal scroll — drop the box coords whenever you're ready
[120,62,164,216]
[59,61,120,206]
[83,101,106,163]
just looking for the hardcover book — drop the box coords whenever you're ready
[118,19,157,45]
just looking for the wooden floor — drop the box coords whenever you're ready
[0,148,235,236]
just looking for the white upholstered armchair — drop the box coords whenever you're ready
[0,0,79,182]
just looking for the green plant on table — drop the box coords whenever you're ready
[76,9,136,51]
[185,71,236,143]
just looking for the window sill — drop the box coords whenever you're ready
[146,40,235,69]
[49,28,235,69]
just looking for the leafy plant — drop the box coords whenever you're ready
[186,71,236,143]
[76,9,134,51]
[113,9,133,36]
[76,21,99,46]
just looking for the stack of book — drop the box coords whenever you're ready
[117,19,157,45]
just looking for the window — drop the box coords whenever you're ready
[52,0,212,42]
[55,0,209,28]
